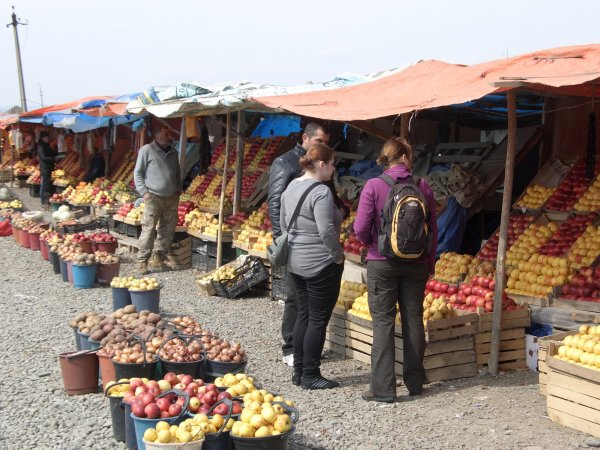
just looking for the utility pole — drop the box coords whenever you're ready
[7,6,28,112]
[38,84,44,107]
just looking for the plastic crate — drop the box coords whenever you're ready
[211,256,269,299]
[192,250,217,273]
[272,277,288,301]
[126,223,142,238]
[60,218,110,234]
[29,184,41,198]
[114,221,127,235]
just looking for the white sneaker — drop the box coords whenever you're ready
[282,354,294,367]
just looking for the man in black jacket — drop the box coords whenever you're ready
[37,131,62,207]
[268,122,329,367]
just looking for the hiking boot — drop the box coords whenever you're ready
[361,390,396,403]
[136,261,149,275]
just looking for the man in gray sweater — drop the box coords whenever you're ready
[134,125,182,274]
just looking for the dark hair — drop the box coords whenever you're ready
[299,143,334,171]
[40,131,50,139]
[377,137,412,167]
[304,121,328,138]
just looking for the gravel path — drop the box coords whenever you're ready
[0,187,597,449]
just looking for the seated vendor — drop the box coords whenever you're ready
[83,147,106,183]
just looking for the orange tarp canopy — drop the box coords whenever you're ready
[254,44,600,121]
[20,95,113,117]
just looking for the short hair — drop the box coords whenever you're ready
[299,143,334,171]
[304,121,328,138]
[377,137,413,168]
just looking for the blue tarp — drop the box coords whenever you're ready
[21,112,143,132]
[251,115,300,138]
[436,197,467,257]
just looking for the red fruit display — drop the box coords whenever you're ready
[545,162,599,212]
[449,276,521,313]
[478,214,533,261]
[342,233,368,256]
[538,213,597,257]
[560,266,600,302]
[177,201,195,226]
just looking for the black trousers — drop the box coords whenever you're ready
[40,171,53,206]
[281,269,297,356]
[367,259,429,396]
[290,262,343,378]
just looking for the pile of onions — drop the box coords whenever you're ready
[112,343,155,364]
[158,337,203,362]
[203,337,246,363]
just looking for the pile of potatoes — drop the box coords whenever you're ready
[95,251,119,265]
[69,311,105,334]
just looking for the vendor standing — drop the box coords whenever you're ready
[134,126,182,274]
[37,131,61,207]
[82,147,106,183]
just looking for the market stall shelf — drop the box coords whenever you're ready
[546,343,600,439]
[538,330,578,395]
[553,298,600,314]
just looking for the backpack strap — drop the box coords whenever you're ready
[285,182,321,231]
[378,173,418,186]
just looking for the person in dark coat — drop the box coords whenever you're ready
[37,131,61,207]
[83,147,106,182]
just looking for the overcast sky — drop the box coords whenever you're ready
[1,0,598,111]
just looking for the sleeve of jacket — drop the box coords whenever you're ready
[134,147,148,197]
[37,143,55,164]
[353,179,376,245]
[419,178,438,275]
[268,158,289,239]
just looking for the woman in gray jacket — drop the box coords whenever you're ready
[280,143,344,390]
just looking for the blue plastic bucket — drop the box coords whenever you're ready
[129,288,161,314]
[112,287,132,311]
[49,251,61,274]
[72,264,97,289]
[77,330,92,350]
[132,413,182,450]
[123,402,138,450]
[74,328,81,351]
[59,259,69,282]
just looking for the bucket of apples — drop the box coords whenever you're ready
[130,388,190,450]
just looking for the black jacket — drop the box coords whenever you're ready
[268,144,306,238]
[37,141,57,175]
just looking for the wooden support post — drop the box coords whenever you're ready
[216,113,231,268]
[400,113,410,138]
[233,110,244,214]
[179,118,186,171]
[488,90,517,375]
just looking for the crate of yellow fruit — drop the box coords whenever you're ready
[545,324,600,439]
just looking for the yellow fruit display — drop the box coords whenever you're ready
[128,276,160,291]
[336,281,366,310]
[214,373,255,393]
[200,265,237,284]
[567,224,600,269]
[555,325,600,371]
[515,184,555,209]
[465,258,496,282]
[185,210,215,232]
[506,254,571,296]
[574,176,600,212]
[143,418,210,445]
[231,402,293,438]
[505,221,558,268]
[422,293,453,323]
[110,276,135,289]
[434,252,473,283]
[126,204,145,222]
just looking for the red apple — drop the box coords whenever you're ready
[205,384,218,393]
[145,403,161,419]
[217,392,232,401]
[141,393,155,407]
[202,391,218,407]
[156,397,170,412]
[213,402,230,416]
[180,375,194,386]
[131,401,146,417]
[168,403,183,417]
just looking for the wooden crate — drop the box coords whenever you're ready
[344,315,477,382]
[474,328,526,370]
[422,313,479,342]
[505,291,551,308]
[476,308,531,333]
[546,345,600,438]
[538,330,578,395]
[324,308,346,356]
[554,297,600,314]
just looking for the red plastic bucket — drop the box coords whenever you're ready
[58,351,99,395]
[94,241,118,253]
[96,261,121,285]
[12,225,18,241]
[40,240,49,260]
[29,232,41,250]
[19,229,31,248]
[67,261,74,284]
[79,240,94,254]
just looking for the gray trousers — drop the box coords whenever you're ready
[367,259,429,397]
[137,193,179,263]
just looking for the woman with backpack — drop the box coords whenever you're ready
[280,143,345,390]
[354,137,438,402]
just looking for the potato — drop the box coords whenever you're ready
[123,305,136,314]
[90,329,105,341]
[103,324,114,334]
[147,313,161,324]
[69,320,78,329]
[113,310,124,319]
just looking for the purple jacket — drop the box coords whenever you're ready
[353,164,438,274]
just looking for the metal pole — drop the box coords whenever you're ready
[216,114,231,267]
[233,111,244,214]
[7,7,28,112]
[488,90,517,375]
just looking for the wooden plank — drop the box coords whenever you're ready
[426,324,478,342]
[547,396,600,430]
[538,360,548,373]
[547,369,600,401]
[424,363,477,382]
[506,292,551,307]
[495,360,527,370]
[475,328,525,344]
[345,347,371,364]
[547,408,600,439]
[346,328,373,346]
[325,331,346,347]
[548,383,600,412]
[395,335,474,355]
[478,307,530,322]
[475,338,525,354]
[326,323,345,337]
[477,349,525,365]
[397,349,475,370]
[554,298,600,314]
[547,356,600,384]
[478,317,531,332]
